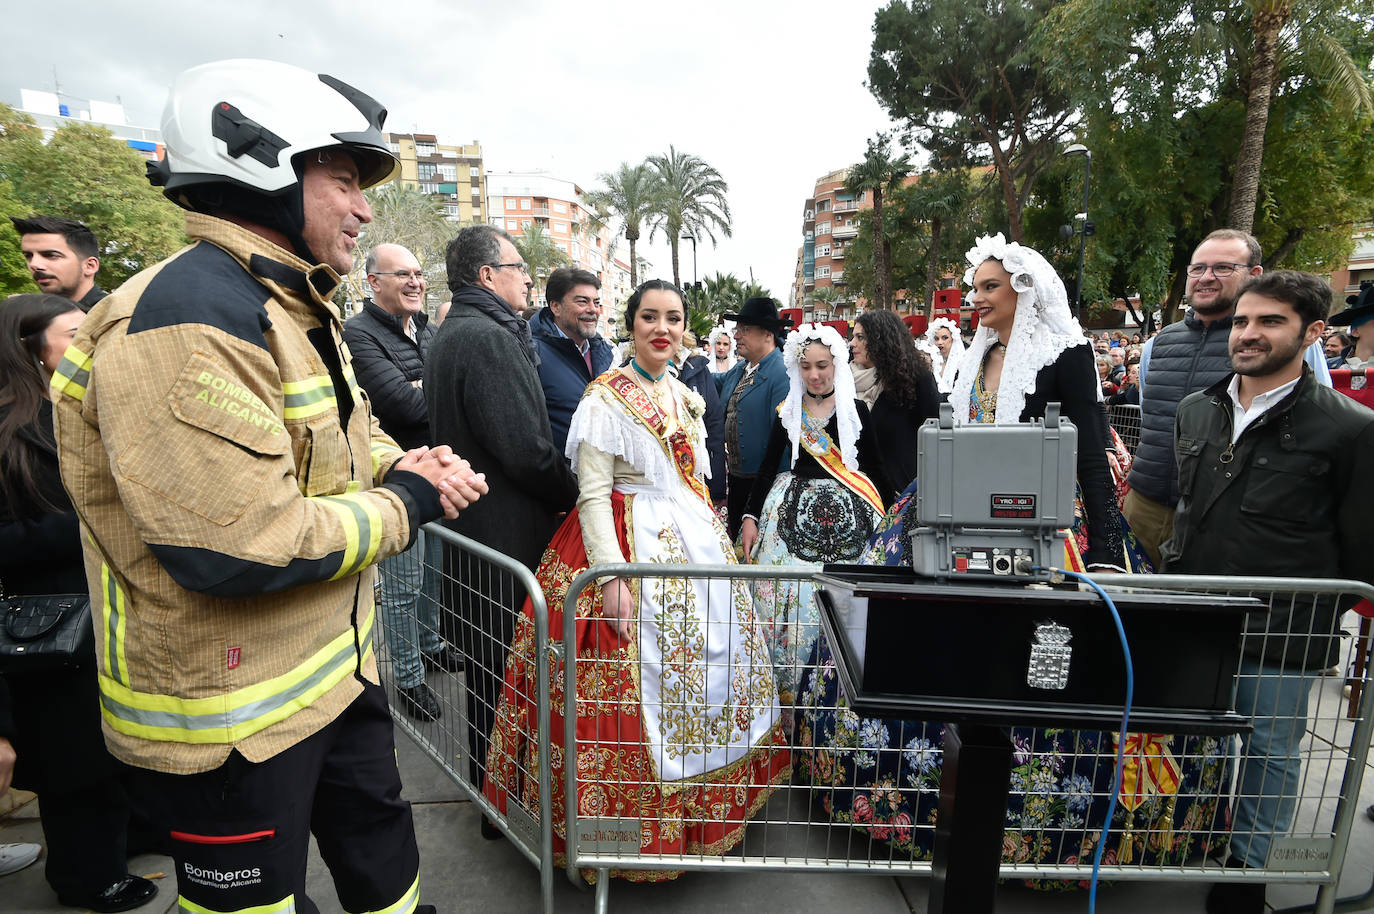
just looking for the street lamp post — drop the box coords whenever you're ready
[1062,144,1092,319]
[681,234,698,289]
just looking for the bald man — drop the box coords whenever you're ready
[343,243,459,721]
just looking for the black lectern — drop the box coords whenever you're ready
[814,565,1262,914]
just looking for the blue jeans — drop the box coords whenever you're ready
[1229,657,1318,867]
[379,528,443,689]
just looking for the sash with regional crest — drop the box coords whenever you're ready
[600,372,712,505]
[788,406,885,516]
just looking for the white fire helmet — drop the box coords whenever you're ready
[148,58,399,204]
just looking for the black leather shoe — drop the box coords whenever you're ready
[1206,857,1265,914]
[480,814,505,841]
[1367,803,1374,822]
[67,875,158,913]
[422,645,464,674]
[398,683,441,722]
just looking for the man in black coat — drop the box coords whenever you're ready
[425,225,578,792]
[1162,271,1374,914]
[343,243,457,722]
[530,266,613,456]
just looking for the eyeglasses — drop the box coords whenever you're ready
[373,269,425,281]
[1186,261,1250,278]
[492,262,530,274]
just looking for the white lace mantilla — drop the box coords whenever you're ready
[779,323,862,469]
[925,316,967,394]
[565,380,711,485]
[949,233,1092,425]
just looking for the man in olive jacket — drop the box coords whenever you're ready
[425,225,578,790]
[1162,270,1374,914]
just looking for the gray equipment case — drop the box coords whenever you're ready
[909,402,1077,581]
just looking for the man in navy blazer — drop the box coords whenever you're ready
[715,297,793,539]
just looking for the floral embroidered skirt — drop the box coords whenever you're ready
[749,473,881,709]
[484,487,791,881]
[800,478,1232,883]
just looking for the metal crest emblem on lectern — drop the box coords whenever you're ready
[1027,621,1072,690]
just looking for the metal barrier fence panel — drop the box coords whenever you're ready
[1108,403,1142,454]
[374,522,556,914]
[550,566,1373,914]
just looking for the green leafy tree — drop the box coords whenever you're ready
[0,180,31,294]
[702,271,746,317]
[845,133,912,310]
[586,163,660,289]
[645,146,732,288]
[868,0,1076,242]
[514,222,570,306]
[1036,0,1374,321]
[0,105,186,295]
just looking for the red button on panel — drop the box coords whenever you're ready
[955,555,969,573]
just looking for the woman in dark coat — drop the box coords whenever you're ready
[848,309,941,504]
[0,294,156,911]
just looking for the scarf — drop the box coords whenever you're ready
[851,364,882,408]
[451,285,539,367]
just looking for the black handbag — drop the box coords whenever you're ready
[0,593,94,672]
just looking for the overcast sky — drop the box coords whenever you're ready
[1,0,903,300]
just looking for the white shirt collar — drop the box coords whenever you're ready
[1226,373,1301,443]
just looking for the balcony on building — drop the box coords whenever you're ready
[833,199,860,214]
[832,223,858,239]
[803,209,815,223]
[832,271,845,285]
[831,244,845,260]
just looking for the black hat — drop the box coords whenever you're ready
[723,296,789,331]
[1329,283,1374,327]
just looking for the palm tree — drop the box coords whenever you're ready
[1228,1,1373,232]
[513,223,569,307]
[846,133,912,311]
[646,146,732,289]
[809,286,840,320]
[703,271,746,316]
[586,163,659,290]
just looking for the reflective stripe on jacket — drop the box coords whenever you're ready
[51,213,440,774]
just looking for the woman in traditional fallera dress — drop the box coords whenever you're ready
[741,323,890,711]
[798,236,1228,880]
[484,280,789,881]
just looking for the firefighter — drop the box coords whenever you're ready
[51,58,487,914]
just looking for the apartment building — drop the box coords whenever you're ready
[385,132,486,223]
[486,171,613,300]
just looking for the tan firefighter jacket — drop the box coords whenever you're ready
[51,213,442,774]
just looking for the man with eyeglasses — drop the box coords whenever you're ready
[343,243,461,721]
[424,225,577,815]
[1124,230,1331,568]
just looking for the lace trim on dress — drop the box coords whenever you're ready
[949,233,1093,426]
[566,381,711,485]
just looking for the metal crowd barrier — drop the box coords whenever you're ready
[552,566,1374,914]
[374,522,557,914]
[1107,403,1142,454]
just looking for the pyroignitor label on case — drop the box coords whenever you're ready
[1265,837,1334,871]
[991,494,1037,519]
[577,818,644,856]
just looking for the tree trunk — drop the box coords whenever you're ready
[873,187,890,309]
[923,216,942,320]
[1228,5,1291,233]
[670,240,681,289]
[627,229,639,289]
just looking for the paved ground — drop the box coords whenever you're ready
[5,670,1371,913]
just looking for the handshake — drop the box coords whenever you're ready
[394,445,489,519]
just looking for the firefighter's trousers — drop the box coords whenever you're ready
[128,680,422,914]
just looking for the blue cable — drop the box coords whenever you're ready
[1038,567,1134,914]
